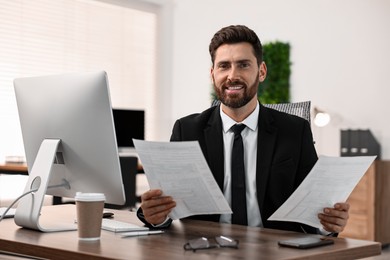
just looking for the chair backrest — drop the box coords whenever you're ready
[263,101,311,124]
[211,100,311,124]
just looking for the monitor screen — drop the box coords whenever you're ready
[13,71,125,231]
[112,109,145,148]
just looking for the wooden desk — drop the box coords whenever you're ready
[0,163,28,175]
[0,205,381,260]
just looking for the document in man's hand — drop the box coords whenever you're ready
[268,155,376,228]
[133,139,232,220]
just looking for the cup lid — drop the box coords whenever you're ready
[75,192,106,202]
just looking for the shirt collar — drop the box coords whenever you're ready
[220,102,259,133]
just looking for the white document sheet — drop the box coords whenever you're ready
[268,155,376,228]
[133,139,232,220]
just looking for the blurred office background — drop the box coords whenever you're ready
[1,0,390,162]
[1,2,390,253]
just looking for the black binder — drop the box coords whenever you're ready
[340,129,380,159]
[340,130,350,156]
[349,130,360,156]
[359,130,381,159]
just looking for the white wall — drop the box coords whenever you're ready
[158,0,390,159]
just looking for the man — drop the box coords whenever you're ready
[138,25,349,234]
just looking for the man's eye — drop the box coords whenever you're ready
[218,63,229,69]
[239,63,250,68]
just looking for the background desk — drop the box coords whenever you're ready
[0,157,140,208]
[0,163,28,175]
[0,205,381,260]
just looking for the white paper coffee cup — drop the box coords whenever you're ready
[75,192,106,241]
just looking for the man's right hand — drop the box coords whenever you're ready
[140,189,176,225]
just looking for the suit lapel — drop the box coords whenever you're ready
[204,106,225,191]
[256,105,278,212]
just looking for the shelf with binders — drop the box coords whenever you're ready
[340,129,381,159]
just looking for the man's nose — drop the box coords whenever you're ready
[227,66,240,82]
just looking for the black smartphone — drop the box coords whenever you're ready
[278,237,334,249]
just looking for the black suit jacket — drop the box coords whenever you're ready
[169,103,318,233]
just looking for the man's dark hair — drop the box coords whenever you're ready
[209,25,263,66]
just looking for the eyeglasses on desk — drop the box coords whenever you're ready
[184,235,239,251]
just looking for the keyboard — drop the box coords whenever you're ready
[101,218,149,232]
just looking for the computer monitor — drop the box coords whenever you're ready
[13,71,125,232]
[112,108,145,150]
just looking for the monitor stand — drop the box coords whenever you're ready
[14,139,76,232]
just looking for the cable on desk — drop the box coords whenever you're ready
[0,188,38,222]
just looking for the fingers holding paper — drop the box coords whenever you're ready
[140,189,176,225]
[318,202,350,233]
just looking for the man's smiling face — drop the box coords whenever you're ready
[211,42,266,109]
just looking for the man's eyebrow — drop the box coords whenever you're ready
[216,60,229,65]
[216,59,252,65]
[214,61,229,68]
[236,59,252,64]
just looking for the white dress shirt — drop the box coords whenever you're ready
[219,103,263,227]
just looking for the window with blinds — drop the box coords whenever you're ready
[0,0,157,161]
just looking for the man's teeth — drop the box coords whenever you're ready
[228,86,242,90]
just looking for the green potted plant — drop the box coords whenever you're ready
[258,41,291,104]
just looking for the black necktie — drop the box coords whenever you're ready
[231,124,247,225]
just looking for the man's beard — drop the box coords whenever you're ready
[213,73,259,109]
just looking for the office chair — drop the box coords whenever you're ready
[105,156,139,210]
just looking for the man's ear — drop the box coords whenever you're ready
[210,67,215,84]
[259,62,267,82]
